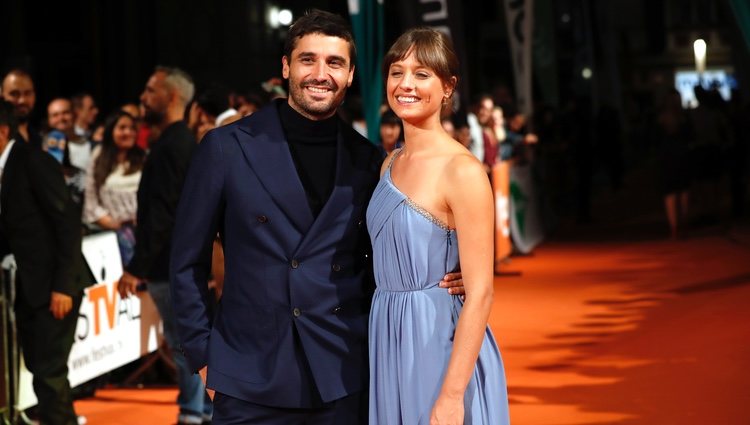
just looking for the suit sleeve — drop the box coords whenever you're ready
[170,129,225,372]
[127,134,194,278]
[28,151,82,295]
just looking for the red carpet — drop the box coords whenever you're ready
[74,224,750,424]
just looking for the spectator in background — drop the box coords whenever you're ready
[0,99,87,425]
[441,116,455,139]
[72,92,99,139]
[467,94,491,166]
[653,89,693,239]
[83,111,144,264]
[116,66,211,425]
[501,106,538,162]
[90,120,106,144]
[379,108,402,155]
[453,115,472,149]
[188,83,240,141]
[0,69,42,148]
[234,90,265,117]
[1,69,43,148]
[47,97,91,209]
[121,102,152,150]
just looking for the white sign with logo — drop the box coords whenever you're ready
[18,232,163,409]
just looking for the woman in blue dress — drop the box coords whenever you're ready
[367,28,510,424]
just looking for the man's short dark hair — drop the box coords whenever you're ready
[0,100,19,136]
[283,9,357,68]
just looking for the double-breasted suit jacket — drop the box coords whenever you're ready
[171,102,382,408]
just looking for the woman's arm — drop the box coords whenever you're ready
[431,153,495,424]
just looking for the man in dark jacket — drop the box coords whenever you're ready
[0,100,85,424]
[117,66,211,425]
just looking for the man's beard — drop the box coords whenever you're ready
[143,108,165,126]
[15,110,30,124]
[289,79,345,119]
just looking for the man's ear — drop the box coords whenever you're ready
[347,65,355,88]
[282,56,290,79]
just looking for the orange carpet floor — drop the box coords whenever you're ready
[74,221,750,424]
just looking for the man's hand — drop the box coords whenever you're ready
[199,366,215,401]
[50,291,73,320]
[439,272,465,296]
[117,271,141,299]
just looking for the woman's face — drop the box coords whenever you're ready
[491,108,504,127]
[112,115,137,151]
[386,50,449,124]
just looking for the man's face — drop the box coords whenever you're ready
[140,71,171,125]
[47,99,74,134]
[77,95,99,126]
[1,73,36,123]
[282,33,354,120]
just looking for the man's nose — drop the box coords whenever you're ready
[312,61,328,80]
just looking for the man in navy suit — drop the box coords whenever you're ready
[170,10,462,424]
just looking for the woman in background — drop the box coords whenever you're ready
[83,110,144,264]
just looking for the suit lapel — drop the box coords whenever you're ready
[235,105,314,234]
[296,123,358,254]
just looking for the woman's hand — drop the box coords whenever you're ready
[430,394,464,425]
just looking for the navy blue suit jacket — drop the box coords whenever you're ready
[170,102,382,408]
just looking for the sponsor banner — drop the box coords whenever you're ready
[18,232,162,409]
[492,162,513,263]
[69,232,163,387]
[504,0,534,116]
[509,164,544,254]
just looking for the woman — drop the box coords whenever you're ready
[83,110,144,264]
[367,28,509,424]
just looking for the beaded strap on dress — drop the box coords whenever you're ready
[387,148,453,232]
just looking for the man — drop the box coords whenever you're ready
[170,10,462,424]
[1,69,42,148]
[116,66,212,425]
[71,92,99,139]
[47,98,91,208]
[0,100,85,424]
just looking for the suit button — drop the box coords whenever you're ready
[293,308,301,317]
[332,306,341,315]
[332,264,341,272]
[291,259,299,269]
[257,215,268,223]
[357,219,364,228]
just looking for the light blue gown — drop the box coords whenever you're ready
[367,149,510,424]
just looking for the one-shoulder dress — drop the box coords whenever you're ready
[366,149,510,424]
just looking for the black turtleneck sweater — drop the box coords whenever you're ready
[278,102,338,218]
